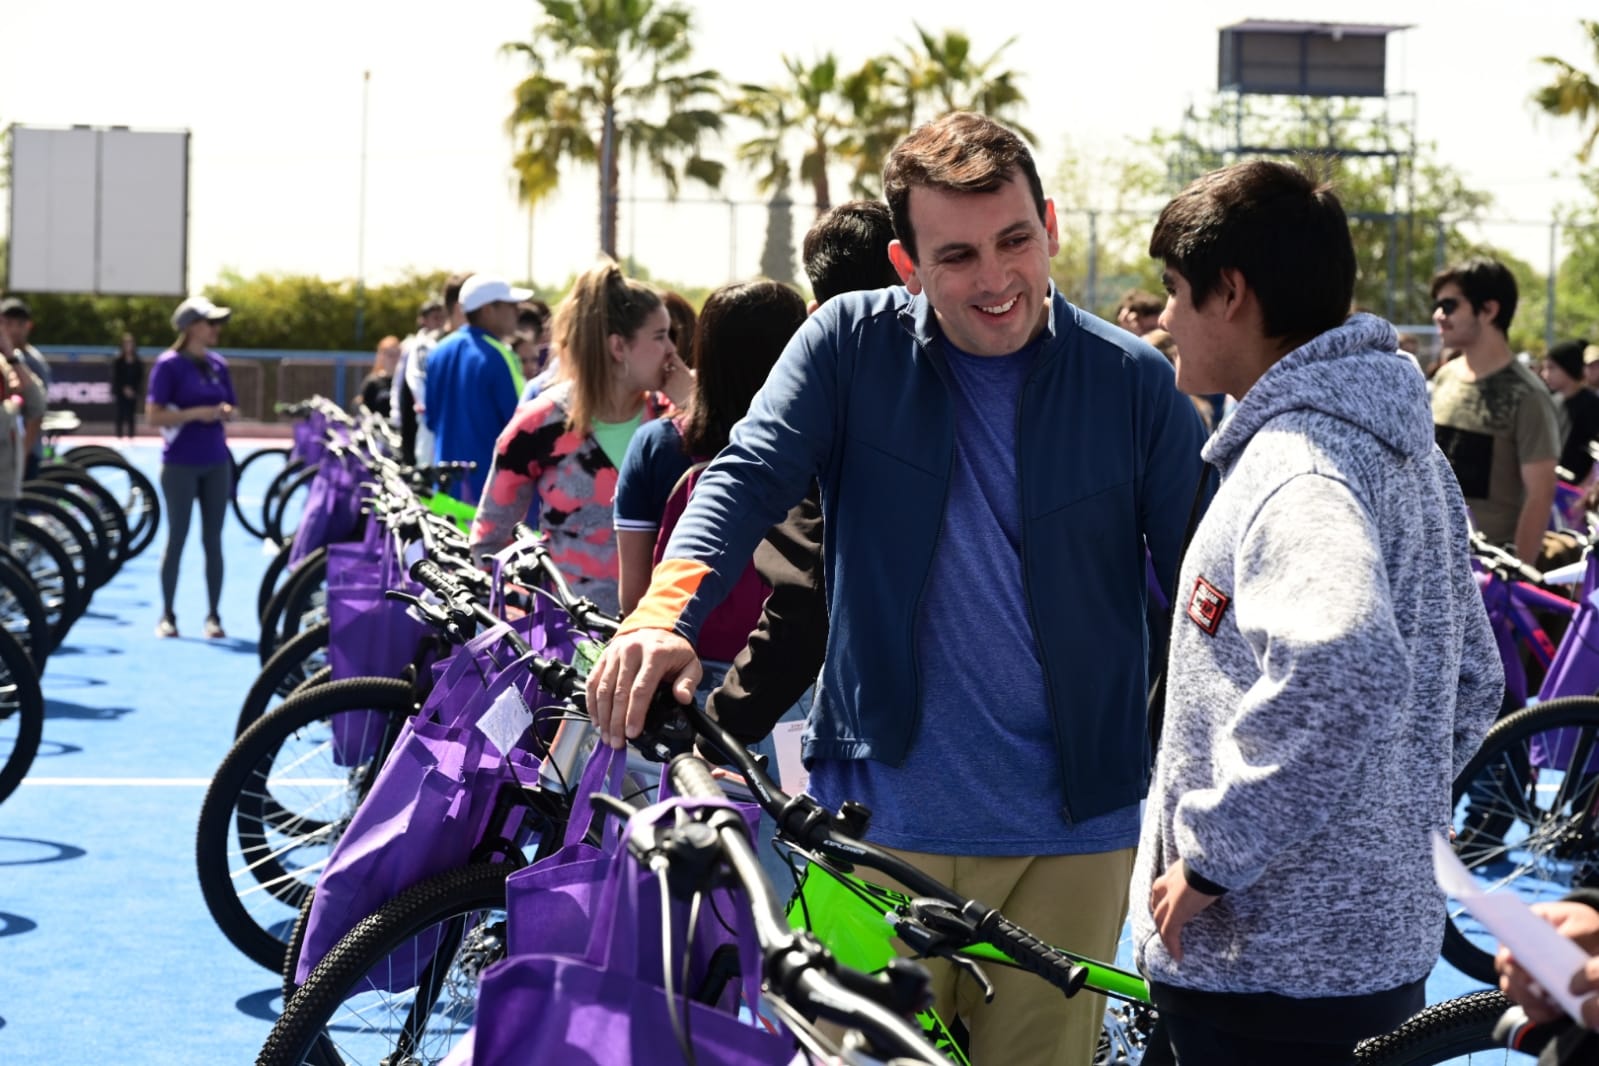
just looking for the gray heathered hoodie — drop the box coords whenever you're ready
[1130,313,1504,998]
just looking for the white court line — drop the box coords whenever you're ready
[20,777,346,787]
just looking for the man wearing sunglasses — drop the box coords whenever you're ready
[1429,257,1560,567]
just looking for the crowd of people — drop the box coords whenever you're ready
[7,103,1599,1062]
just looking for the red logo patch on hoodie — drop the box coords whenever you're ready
[1187,576,1229,636]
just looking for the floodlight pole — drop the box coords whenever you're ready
[355,69,371,346]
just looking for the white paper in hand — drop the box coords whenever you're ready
[477,684,535,757]
[1431,831,1592,1022]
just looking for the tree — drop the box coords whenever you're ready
[734,54,870,216]
[504,0,725,259]
[758,190,797,284]
[900,26,1034,144]
[1160,95,1497,325]
[1533,20,1599,163]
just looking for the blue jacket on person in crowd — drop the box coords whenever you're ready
[632,285,1209,825]
[423,325,520,503]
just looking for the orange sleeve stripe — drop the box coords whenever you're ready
[618,557,713,635]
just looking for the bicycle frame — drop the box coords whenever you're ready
[1475,566,1574,708]
[785,856,1150,1065]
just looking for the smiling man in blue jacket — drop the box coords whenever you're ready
[589,111,1208,1066]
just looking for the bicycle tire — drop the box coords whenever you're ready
[266,464,320,548]
[9,516,85,649]
[258,537,297,624]
[23,483,116,587]
[260,459,309,546]
[36,465,131,574]
[257,863,511,1066]
[0,626,46,805]
[1352,990,1520,1065]
[1444,695,1599,983]
[196,677,416,972]
[18,493,108,596]
[0,551,50,676]
[237,622,331,738]
[274,550,329,658]
[234,447,293,539]
[259,548,327,666]
[64,452,161,560]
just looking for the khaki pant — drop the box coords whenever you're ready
[876,846,1135,1066]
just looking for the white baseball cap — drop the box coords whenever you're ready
[171,295,232,331]
[459,275,534,314]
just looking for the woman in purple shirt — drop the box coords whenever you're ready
[145,296,237,639]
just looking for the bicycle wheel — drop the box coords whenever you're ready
[36,465,131,574]
[274,550,329,658]
[64,452,160,560]
[1444,696,1599,983]
[196,677,416,972]
[259,548,328,666]
[0,552,50,676]
[0,626,45,805]
[18,494,108,597]
[257,863,512,1066]
[259,537,297,624]
[1353,990,1526,1065]
[9,517,86,650]
[234,447,293,539]
[266,464,319,548]
[24,484,115,587]
[237,622,331,738]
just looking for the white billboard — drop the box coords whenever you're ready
[8,125,189,296]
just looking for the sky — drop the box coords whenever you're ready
[2,0,1596,299]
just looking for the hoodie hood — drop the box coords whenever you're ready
[1204,313,1430,470]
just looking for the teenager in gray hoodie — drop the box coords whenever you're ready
[1129,160,1504,1064]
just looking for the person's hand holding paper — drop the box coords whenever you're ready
[1432,832,1598,1028]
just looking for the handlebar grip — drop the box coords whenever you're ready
[512,521,538,544]
[974,910,1088,998]
[410,558,466,600]
[668,753,726,802]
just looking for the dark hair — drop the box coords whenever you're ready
[1149,159,1355,345]
[1431,257,1518,335]
[552,259,663,435]
[679,280,807,458]
[517,299,552,333]
[661,291,699,369]
[802,201,900,304]
[443,273,471,314]
[883,112,1045,263]
[1118,288,1164,317]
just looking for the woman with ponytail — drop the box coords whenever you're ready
[469,260,690,614]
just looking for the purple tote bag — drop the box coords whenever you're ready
[472,796,798,1066]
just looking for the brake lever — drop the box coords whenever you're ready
[633,686,697,763]
[888,903,997,1003]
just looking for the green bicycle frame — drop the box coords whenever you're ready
[785,857,1151,1064]
[423,489,476,534]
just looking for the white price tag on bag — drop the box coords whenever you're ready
[1431,831,1592,1023]
[771,719,808,795]
[477,684,535,757]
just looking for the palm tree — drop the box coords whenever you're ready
[734,55,861,217]
[1533,19,1599,163]
[504,0,725,259]
[903,25,1034,144]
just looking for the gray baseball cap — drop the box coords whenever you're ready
[172,295,232,331]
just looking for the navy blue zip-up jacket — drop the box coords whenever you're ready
[627,285,1208,824]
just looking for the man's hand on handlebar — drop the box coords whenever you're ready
[586,628,702,749]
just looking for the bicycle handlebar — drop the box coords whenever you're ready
[1470,531,1551,587]
[664,755,947,1066]
[675,702,1090,998]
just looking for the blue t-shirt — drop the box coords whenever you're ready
[424,326,520,503]
[807,336,1140,856]
[614,417,694,536]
